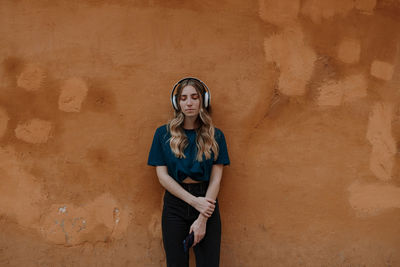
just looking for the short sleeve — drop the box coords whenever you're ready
[147,127,167,166]
[213,129,230,166]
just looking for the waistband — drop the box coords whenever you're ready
[164,181,211,201]
[178,181,209,192]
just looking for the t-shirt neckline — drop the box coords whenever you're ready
[183,127,199,131]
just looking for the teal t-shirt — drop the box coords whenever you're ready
[147,124,230,183]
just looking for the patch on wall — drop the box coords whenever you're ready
[39,193,131,246]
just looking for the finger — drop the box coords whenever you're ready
[205,198,214,204]
[206,198,216,204]
[196,234,204,245]
[195,235,203,246]
[206,197,216,203]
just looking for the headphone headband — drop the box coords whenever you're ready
[170,77,211,111]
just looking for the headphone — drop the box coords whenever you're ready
[170,77,211,111]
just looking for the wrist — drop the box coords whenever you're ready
[188,195,198,207]
[198,213,208,222]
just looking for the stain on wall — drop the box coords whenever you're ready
[0,0,400,266]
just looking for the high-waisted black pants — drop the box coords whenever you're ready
[161,181,221,267]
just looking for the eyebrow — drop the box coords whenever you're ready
[180,93,199,96]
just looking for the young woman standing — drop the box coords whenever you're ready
[147,77,230,267]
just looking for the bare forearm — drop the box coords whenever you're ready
[205,178,221,202]
[157,172,196,206]
[205,164,223,201]
[199,164,224,221]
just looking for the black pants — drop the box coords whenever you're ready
[162,181,221,267]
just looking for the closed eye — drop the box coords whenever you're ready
[180,94,199,101]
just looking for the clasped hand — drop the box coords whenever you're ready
[193,196,216,218]
[188,197,216,247]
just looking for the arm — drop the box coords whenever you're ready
[155,166,216,217]
[189,129,229,246]
[198,164,224,222]
[190,164,224,246]
[156,166,197,205]
[205,164,224,201]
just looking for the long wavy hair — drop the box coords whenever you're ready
[167,78,219,162]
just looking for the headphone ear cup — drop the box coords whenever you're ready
[204,92,209,108]
[172,95,178,111]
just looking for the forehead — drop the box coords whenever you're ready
[180,85,198,95]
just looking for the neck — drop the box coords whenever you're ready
[183,116,200,129]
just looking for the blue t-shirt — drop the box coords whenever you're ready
[147,124,230,183]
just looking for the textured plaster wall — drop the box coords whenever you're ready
[0,0,400,266]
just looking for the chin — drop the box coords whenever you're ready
[184,112,199,117]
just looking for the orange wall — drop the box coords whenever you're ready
[0,0,400,266]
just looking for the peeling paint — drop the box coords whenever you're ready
[58,206,67,214]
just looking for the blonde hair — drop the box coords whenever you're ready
[167,79,219,162]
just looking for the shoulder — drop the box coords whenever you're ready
[155,124,170,139]
[156,124,168,133]
[214,127,226,139]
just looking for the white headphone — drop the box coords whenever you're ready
[170,77,211,111]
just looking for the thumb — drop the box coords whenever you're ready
[189,226,193,234]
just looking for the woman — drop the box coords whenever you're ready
[147,77,230,267]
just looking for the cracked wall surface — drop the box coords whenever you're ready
[1,0,400,266]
